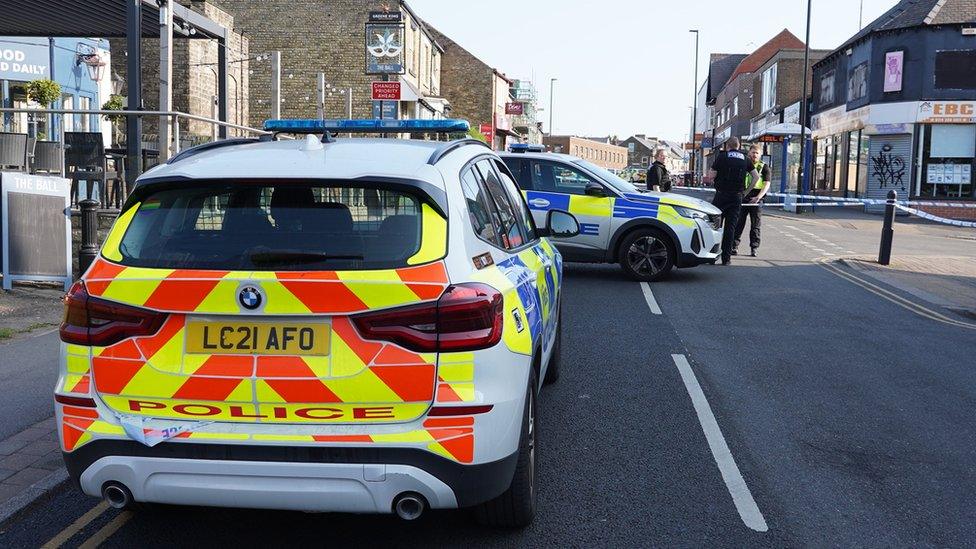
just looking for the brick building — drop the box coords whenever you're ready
[543,136,627,172]
[427,26,519,150]
[217,0,446,126]
[109,0,250,144]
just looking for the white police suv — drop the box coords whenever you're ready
[501,147,723,281]
[56,119,578,527]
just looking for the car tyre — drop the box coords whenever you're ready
[619,228,675,282]
[475,371,537,528]
[543,305,561,385]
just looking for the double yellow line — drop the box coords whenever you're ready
[817,258,976,331]
[40,501,132,549]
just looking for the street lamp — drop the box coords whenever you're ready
[689,29,700,184]
[797,0,812,212]
[548,78,557,136]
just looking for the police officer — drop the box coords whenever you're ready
[733,144,772,257]
[707,137,762,265]
[646,149,671,192]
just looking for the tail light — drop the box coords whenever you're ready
[352,283,503,352]
[60,281,168,346]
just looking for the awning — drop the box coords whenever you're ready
[397,77,422,102]
[419,97,450,114]
[0,0,226,38]
[496,127,523,139]
[748,122,812,141]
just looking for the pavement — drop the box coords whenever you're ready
[1,212,975,546]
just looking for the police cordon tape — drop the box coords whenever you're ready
[894,205,976,228]
[673,186,976,209]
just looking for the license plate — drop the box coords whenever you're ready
[184,321,330,356]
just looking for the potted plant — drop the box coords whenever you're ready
[102,94,126,147]
[25,78,61,107]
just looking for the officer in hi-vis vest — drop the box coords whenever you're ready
[733,144,772,257]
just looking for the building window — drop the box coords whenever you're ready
[820,69,835,106]
[848,62,868,102]
[935,50,976,89]
[920,124,975,198]
[641,156,648,167]
[733,97,738,116]
[628,142,635,153]
[761,64,777,113]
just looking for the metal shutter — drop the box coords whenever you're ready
[865,134,912,213]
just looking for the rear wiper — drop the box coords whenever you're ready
[248,251,364,265]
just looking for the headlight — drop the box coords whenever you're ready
[673,206,709,220]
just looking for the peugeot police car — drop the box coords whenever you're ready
[56,119,579,527]
[502,146,723,281]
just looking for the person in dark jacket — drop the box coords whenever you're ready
[646,149,671,192]
[706,137,762,265]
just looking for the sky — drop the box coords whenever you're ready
[409,0,898,142]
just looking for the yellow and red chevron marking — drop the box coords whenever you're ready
[60,402,475,463]
[83,259,449,315]
[89,314,438,424]
[436,352,476,403]
[61,344,93,395]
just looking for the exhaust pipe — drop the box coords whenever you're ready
[392,492,427,521]
[102,481,133,510]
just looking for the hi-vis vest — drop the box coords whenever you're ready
[745,161,767,191]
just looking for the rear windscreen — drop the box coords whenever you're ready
[115,183,434,270]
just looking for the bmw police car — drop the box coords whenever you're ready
[502,146,723,281]
[55,119,578,527]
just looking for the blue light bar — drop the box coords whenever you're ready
[508,143,546,153]
[263,118,471,134]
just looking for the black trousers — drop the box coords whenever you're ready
[712,190,743,261]
[734,191,762,251]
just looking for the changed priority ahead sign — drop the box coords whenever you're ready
[371,81,401,101]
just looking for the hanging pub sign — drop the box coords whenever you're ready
[365,17,405,75]
[1,172,72,291]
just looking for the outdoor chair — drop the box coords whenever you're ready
[65,132,118,207]
[31,141,63,175]
[0,132,29,171]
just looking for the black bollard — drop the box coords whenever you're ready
[878,190,896,266]
[78,199,99,275]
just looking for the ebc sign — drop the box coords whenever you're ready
[0,38,50,80]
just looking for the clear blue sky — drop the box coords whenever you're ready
[409,0,897,142]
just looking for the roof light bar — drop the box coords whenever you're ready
[508,143,546,153]
[263,118,471,134]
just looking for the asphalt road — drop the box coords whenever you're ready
[0,331,60,440]
[2,212,976,547]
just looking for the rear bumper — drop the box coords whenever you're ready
[64,440,518,512]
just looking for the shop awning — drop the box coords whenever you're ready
[0,0,225,39]
[747,123,812,141]
[397,77,422,102]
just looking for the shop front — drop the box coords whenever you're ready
[0,37,108,143]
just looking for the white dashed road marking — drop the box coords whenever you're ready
[670,354,769,533]
[640,282,662,315]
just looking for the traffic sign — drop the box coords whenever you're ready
[371,81,401,100]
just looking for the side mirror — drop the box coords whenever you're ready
[584,182,607,197]
[541,209,580,239]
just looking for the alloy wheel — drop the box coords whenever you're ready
[626,236,669,277]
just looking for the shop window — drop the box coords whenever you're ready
[920,124,975,199]
[79,97,91,132]
[820,69,835,106]
[62,94,74,132]
[934,50,976,90]
[848,63,868,102]
[857,133,870,198]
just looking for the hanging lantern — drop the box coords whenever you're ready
[78,53,107,82]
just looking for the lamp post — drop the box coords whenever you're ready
[548,78,557,136]
[797,0,812,213]
[689,29,700,184]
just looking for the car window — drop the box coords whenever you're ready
[494,159,537,242]
[460,167,503,247]
[116,182,435,271]
[476,160,527,249]
[502,157,533,190]
[530,160,600,196]
[574,159,640,194]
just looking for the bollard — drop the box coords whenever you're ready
[78,199,100,275]
[878,190,896,266]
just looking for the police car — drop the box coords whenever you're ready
[55,119,578,527]
[501,149,723,281]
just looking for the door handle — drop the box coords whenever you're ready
[529,198,550,208]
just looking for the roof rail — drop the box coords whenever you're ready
[427,138,491,165]
[167,138,260,165]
